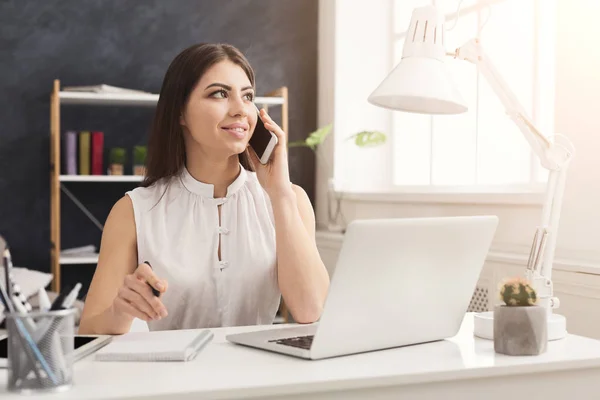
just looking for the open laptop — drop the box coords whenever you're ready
[226,215,499,360]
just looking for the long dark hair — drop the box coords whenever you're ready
[141,43,255,188]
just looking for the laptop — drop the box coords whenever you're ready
[226,215,498,360]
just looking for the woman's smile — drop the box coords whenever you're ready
[221,122,249,139]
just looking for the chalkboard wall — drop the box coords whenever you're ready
[0,0,318,294]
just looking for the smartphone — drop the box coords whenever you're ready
[0,334,112,368]
[249,104,278,164]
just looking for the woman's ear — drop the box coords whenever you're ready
[179,113,186,127]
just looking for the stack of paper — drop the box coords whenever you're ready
[60,245,96,256]
[63,84,151,95]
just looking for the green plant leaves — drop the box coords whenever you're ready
[288,124,332,150]
[288,125,386,151]
[347,131,387,147]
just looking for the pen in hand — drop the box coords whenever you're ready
[143,261,160,297]
[113,261,167,322]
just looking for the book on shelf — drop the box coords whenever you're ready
[91,131,104,175]
[79,131,91,175]
[62,84,151,95]
[64,131,77,175]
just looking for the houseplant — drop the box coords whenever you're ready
[133,145,147,176]
[108,147,126,176]
[494,277,548,356]
[289,125,386,232]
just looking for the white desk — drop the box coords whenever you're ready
[2,313,600,399]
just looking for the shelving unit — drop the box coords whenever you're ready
[59,175,144,182]
[49,79,289,308]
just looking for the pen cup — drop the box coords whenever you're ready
[5,308,77,394]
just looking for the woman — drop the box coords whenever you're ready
[79,43,330,335]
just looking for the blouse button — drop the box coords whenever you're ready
[218,227,230,235]
[218,260,230,271]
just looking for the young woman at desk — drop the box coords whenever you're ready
[79,43,330,335]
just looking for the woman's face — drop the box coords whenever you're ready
[180,60,257,158]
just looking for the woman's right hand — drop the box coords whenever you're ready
[112,262,169,322]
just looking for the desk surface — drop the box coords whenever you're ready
[2,313,600,399]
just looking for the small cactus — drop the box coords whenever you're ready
[499,277,537,306]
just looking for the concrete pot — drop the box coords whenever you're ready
[494,305,548,356]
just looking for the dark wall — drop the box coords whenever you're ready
[0,0,318,292]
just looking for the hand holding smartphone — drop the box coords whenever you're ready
[248,104,278,164]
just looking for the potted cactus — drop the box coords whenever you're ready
[133,145,147,176]
[494,277,548,356]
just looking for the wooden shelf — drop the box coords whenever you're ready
[60,175,143,182]
[59,91,158,106]
[50,79,289,311]
[60,253,99,265]
[58,91,285,107]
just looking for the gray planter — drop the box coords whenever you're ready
[494,305,548,356]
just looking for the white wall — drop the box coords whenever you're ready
[552,0,600,264]
[316,0,600,338]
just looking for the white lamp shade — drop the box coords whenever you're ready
[368,5,468,115]
[368,57,468,115]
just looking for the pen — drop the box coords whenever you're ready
[49,285,71,311]
[11,295,35,331]
[11,281,33,313]
[143,261,160,297]
[61,283,81,309]
[3,248,13,301]
[38,287,51,311]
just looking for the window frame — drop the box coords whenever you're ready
[384,0,554,195]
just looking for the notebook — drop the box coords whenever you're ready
[95,329,213,362]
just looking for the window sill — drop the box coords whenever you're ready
[336,188,545,206]
[316,231,600,277]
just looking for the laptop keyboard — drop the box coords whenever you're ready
[269,335,314,350]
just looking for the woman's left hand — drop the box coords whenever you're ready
[247,108,293,198]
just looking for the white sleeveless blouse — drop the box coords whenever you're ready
[125,165,281,331]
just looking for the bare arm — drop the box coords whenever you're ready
[79,196,166,335]
[273,185,330,324]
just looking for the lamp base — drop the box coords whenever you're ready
[473,311,567,341]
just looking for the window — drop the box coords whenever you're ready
[391,0,556,189]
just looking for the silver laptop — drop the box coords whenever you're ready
[226,215,499,360]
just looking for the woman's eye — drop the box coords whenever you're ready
[243,93,254,101]
[211,90,227,99]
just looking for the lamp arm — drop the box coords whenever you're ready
[454,38,575,311]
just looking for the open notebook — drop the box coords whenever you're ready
[95,329,213,362]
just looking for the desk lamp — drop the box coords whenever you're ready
[368,5,573,340]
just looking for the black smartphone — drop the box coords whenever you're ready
[249,105,278,164]
[0,334,112,367]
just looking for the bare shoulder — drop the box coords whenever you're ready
[108,195,134,223]
[96,195,137,274]
[291,184,312,207]
[104,195,136,239]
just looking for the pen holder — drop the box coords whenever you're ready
[5,308,76,394]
